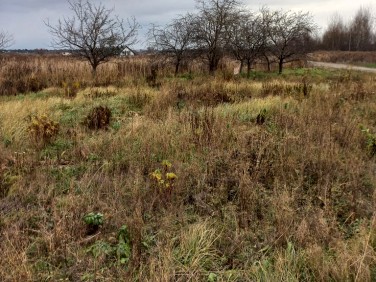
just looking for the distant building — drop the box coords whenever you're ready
[120,47,137,57]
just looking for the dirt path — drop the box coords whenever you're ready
[308,61,376,73]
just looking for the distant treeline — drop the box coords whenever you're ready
[319,7,376,51]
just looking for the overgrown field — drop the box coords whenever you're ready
[309,51,376,68]
[0,55,375,281]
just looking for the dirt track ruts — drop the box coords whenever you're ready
[308,61,376,73]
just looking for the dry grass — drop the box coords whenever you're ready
[310,50,376,66]
[0,54,375,281]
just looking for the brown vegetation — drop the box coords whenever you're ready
[0,53,375,281]
[309,51,376,65]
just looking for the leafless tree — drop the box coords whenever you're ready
[258,8,275,71]
[0,31,13,50]
[191,0,241,75]
[149,15,194,76]
[349,7,374,51]
[262,8,316,74]
[227,12,264,77]
[45,0,139,77]
[322,13,348,50]
[322,7,375,51]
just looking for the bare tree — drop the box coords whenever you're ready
[191,0,241,75]
[322,13,348,51]
[45,0,139,77]
[149,15,194,76]
[227,12,264,77]
[349,7,374,51]
[258,8,275,72]
[0,31,13,50]
[262,8,316,74]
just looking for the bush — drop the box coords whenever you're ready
[62,81,80,98]
[84,106,112,130]
[87,225,131,266]
[83,212,104,235]
[28,114,59,146]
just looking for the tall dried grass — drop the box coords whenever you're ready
[0,54,375,281]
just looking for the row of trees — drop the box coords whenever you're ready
[0,0,313,76]
[2,1,376,76]
[321,7,375,51]
[149,0,316,75]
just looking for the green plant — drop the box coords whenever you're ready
[116,225,132,265]
[83,212,104,226]
[87,240,113,258]
[83,212,104,235]
[87,225,131,267]
[208,272,218,282]
[361,126,376,156]
[83,105,112,130]
[28,114,59,146]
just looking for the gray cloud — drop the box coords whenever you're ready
[0,0,373,49]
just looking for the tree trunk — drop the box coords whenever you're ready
[209,60,217,76]
[174,59,181,77]
[348,32,352,51]
[264,54,271,72]
[246,59,252,78]
[278,58,283,74]
[239,60,244,74]
[91,64,98,82]
[208,52,220,76]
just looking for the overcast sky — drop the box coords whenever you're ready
[0,0,374,49]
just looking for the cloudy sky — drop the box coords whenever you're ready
[0,0,374,49]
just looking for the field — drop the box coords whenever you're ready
[0,53,376,281]
[309,51,376,68]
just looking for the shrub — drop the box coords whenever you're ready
[62,81,80,98]
[84,106,112,130]
[83,212,104,235]
[86,225,131,266]
[28,114,59,146]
